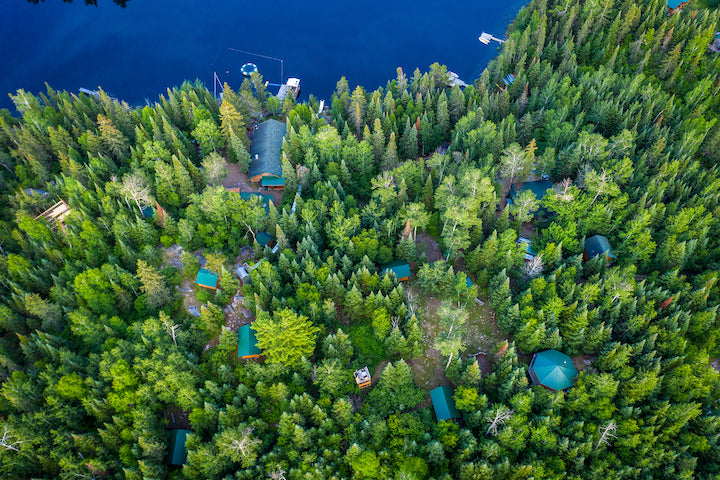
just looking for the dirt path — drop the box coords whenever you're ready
[223,161,254,191]
[371,360,389,384]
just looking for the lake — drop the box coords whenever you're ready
[0,0,526,110]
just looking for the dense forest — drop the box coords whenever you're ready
[1,0,720,478]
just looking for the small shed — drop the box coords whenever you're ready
[234,265,251,285]
[382,260,411,281]
[238,324,262,359]
[528,349,577,392]
[249,119,285,183]
[430,386,461,421]
[196,268,219,290]
[507,180,553,208]
[260,176,285,190]
[584,235,616,264]
[167,429,191,466]
[354,366,371,389]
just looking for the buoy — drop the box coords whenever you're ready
[241,63,258,77]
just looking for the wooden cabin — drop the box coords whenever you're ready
[195,268,219,290]
[584,235,616,264]
[249,119,285,184]
[430,386,461,421]
[238,324,262,359]
[381,261,412,282]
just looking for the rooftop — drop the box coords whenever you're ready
[529,349,577,391]
[249,119,285,180]
[430,386,461,421]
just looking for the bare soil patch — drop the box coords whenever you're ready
[164,406,191,430]
[415,232,442,263]
[572,354,597,372]
[223,161,254,191]
[520,221,536,239]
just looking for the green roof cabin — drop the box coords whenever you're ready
[584,235,616,264]
[507,180,553,214]
[430,386,461,421]
[195,268,219,290]
[238,324,262,359]
[167,429,191,466]
[256,231,275,248]
[382,260,411,281]
[249,119,285,183]
[140,205,154,219]
[260,176,286,191]
[528,349,578,392]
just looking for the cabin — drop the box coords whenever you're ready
[354,366,372,389]
[256,231,276,249]
[249,119,285,184]
[140,205,155,219]
[260,176,286,191]
[430,386,461,421]
[167,429,191,466]
[584,235,616,264]
[667,0,690,14]
[238,324,262,359]
[35,199,71,231]
[382,260,412,281]
[195,268,219,290]
[517,237,537,262]
[507,180,553,215]
[528,349,577,392]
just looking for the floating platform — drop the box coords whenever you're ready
[479,32,505,45]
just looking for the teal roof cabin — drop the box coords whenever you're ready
[584,235,616,264]
[256,231,274,247]
[167,429,191,466]
[430,386,461,421]
[238,324,262,359]
[528,349,577,392]
[382,260,411,281]
[249,119,285,183]
[196,268,219,290]
[507,180,553,212]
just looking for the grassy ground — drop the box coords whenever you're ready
[406,286,508,391]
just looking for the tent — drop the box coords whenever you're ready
[528,349,577,391]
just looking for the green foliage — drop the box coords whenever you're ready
[252,309,320,367]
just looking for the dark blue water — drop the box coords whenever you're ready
[0,0,525,110]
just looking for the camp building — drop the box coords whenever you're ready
[507,180,553,214]
[528,349,578,392]
[167,429,191,466]
[584,235,616,264]
[195,268,219,290]
[667,0,690,13]
[430,386,461,421]
[382,260,412,281]
[249,119,286,185]
[238,324,262,359]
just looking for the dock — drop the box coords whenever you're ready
[479,32,505,45]
[447,71,469,88]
